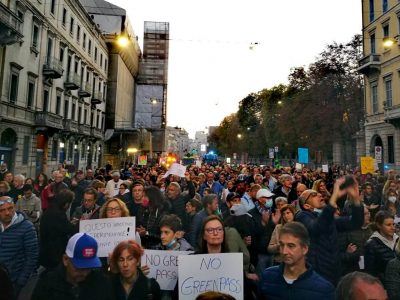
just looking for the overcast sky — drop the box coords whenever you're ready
[108,0,362,138]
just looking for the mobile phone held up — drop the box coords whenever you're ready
[339,175,356,190]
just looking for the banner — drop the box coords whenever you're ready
[298,148,309,163]
[80,217,136,257]
[360,156,375,174]
[142,250,193,290]
[138,155,147,166]
[163,163,187,178]
[178,253,243,300]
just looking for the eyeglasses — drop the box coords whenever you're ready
[106,207,121,213]
[205,227,224,234]
[303,192,318,204]
[0,198,13,206]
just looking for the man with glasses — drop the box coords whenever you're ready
[295,177,364,285]
[0,196,38,298]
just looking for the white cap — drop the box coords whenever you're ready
[256,189,274,199]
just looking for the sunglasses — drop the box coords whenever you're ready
[0,198,14,205]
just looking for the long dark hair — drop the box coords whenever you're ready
[145,185,167,212]
[199,215,228,254]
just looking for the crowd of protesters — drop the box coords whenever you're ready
[0,160,398,299]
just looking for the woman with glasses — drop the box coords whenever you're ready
[109,240,161,300]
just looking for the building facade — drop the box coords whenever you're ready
[359,0,400,171]
[80,0,141,169]
[0,0,108,177]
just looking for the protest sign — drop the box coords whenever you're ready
[80,217,135,257]
[360,156,375,174]
[295,163,302,171]
[163,163,186,178]
[178,253,243,300]
[142,250,193,290]
[138,155,147,166]
[322,164,329,173]
[298,148,309,164]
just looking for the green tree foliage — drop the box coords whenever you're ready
[211,35,363,160]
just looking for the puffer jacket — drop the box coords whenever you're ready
[258,263,335,300]
[385,253,400,300]
[365,231,398,282]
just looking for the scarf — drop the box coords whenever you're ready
[369,231,399,250]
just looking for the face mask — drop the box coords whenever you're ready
[166,239,177,249]
[313,208,323,215]
[264,199,273,209]
[389,196,397,203]
[160,188,165,193]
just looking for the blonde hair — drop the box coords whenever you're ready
[99,198,130,218]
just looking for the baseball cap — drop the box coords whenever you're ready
[226,192,241,202]
[256,189,274,199]
[299,189,318,206]
[65,233,101,269]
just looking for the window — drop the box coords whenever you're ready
[91,110,94,126]
[70,17,74,35]
[78,106,82,123]
[369,0,374,21]
[56,95,61,115]
[9,73,19,103]
[77,25,81,43]
[64,98,69,118]
[59,47,65,63]
[72,102,76,120]
[50,0,56,15]
[22,136,30,165]
[100,53,103,67]
[62,8,67,26]
[383,0,388,13]
[43,89,49,112]
[371,83,378,113]
[88,40,92,54]
[83,33,86,49]
[104,59,107,72]
[383,24,389,39]
[74,59,79,73]
[388,136,395,163]
[370,33,376,53]
[96,110,100,127]
[51,140,58,160]
[46,37,53,62]
[32,24,39,48]
[84,108,88,124]
[27,80,35,109]
[385,78,392,107]
[94,47,97,62]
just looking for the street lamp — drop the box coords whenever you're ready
[117,35,129,47]
[237,134,242,139]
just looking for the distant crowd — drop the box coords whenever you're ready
[0,161,397,299]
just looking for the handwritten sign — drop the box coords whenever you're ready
[142,250,193,290]
[178,253,243,300]
[360,156,375,174]
[322,164,329,173]
[80,217,136,257]
[163,163,187,178]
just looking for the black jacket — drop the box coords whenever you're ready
[167,181,195,230]
[111,269,161,300]
[31,264,114,300]
[365,234,398,281]
[39,207,78,269]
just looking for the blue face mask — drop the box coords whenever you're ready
[166,239,177,249]
[264,199,273,209]
[313,208,323,215]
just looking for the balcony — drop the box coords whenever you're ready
[78,82,92,97]
[91,92,103,105]
[64,73,80,90]
[357,54,381,75]
[0,2,23,46]
[78,124,91,135]
[384,104,400,127]
[34,111,63,130]
[90,127,103,139]
[43,56,64,79]
[62,119,78,133]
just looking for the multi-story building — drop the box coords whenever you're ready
[165,126,189,158]
[80,0,142,169]
[0,0,108,176]
[359,0,400,170]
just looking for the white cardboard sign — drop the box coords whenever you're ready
[142,249,193,290]
[79,217,136,257]
[163,163,187,178]
[178,253,243,300]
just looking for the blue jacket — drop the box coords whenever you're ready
[0,212,38,289]
[295,204,363,285]
[199,181,224,198]
[258,263,335,300]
